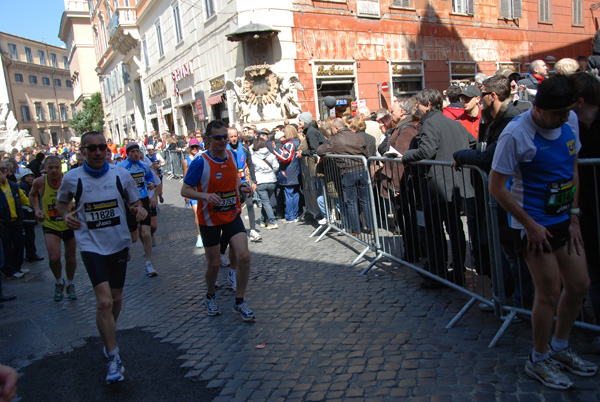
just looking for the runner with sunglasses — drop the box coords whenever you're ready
[181,121,256,321]
[57,131,147,384]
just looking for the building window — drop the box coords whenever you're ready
[42,77,50,86]
[71,105,77,117]
[122,63,129,85]
[142,37,150,68]
[392,0,411,7]
[452,0,474,15]
[48,104,57,121]
[35,104,45,121]
[63,55,69,69]
[38,50,46,65]
[172,2,184,43]
[500,0,522,19]
[539,0,550,22]
[156,21,164,57]
[573,0,582,25]
[205,0,215,18]
[54,79,62,87]
[50,53,58,67]
[8,43,18,59]
[29,75,38,85]
[25,47,32,63]
[21,106,31,122]
[14,73,24,83]
[66,80,72,88]
[60,105,68,121]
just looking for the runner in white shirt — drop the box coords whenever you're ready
[57,131,147,385]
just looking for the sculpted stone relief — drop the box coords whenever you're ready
[225,64,304,124]
[0,103,36,152]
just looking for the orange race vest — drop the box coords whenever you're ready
[195,149,241,226]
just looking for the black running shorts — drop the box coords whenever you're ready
[81,248,129,288]
[199,215,246,248]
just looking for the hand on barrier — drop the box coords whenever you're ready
[452,161,462,171]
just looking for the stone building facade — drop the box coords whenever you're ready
[0,31,74,146]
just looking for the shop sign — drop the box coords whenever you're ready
[451,63,476,75]
[336,99,348,106]
[210,75,226,92]
[148,78,166,98]
[148,104,157,114]
[196,98,205,120]
[171,61,194,83]
[317,64,355,76]
[162,98,172,108]
[497,62,520,73]
[392,63,422,76]
[356,0,380,18]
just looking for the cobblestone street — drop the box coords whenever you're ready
[1,177,599,401]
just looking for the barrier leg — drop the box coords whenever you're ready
[348,246,371,268]
[315,225,332,242]
[488,310,518,348]
[359,252,384,276]
[445,296,477,329]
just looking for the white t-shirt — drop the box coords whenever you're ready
[57,164,140,255]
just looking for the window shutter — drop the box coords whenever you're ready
[467,0,474,15]
[513,0,522,18]
[500,0,509,18]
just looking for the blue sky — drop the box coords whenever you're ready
[0,0,67,47]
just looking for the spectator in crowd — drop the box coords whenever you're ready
[518,60,548,90]
[297,112,326,158]
[453,75,532,309]
[107,138,118,155]
[272,125,302,223]
[382,97,423,262]
[588,30,600,72]
[349,117,376,157]
[119,138,129,159]
[490,75,597,389]
[26,152,46,178]
[317,118,371,235]
[403,88,476,289]
[252,137,280,229]
[457,85,482,139]
[443,85,463,120]
[570,71,600,354]
[357,106,383,145]
[18,168,43,263]
[556,58,581,75]
[376,113,395,155]
[0,161,31,280]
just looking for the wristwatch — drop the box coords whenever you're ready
[569,207,581,216]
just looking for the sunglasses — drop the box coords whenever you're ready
[209,135,228,141]
[83,144,108,152]
[190,145,200,149]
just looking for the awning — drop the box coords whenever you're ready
[226,23,280,42]
[207,94,223,106]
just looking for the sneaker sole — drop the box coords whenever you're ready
[54,296,63,302]
[551,359,598,377]
[525,365,574,390]
[233,307,255,321]
[68,295,78,300]
[206,310,222,316]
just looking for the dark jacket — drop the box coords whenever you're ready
[403,109,476,202]
[303,123,327,157]
[0,180,24,224]
[355,130,376,157]
[317,127,368,174]
[517,74,542,90]
[18,181,36,225]
[273,137,301,186]
[453,99,531,172]
[26,159,43,178]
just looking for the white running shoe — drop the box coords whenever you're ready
[145,262,158,277]
[220,253,230,267]
[106,355,125,384]
[196,235,203,248]
[249,229,262,242]
[227,270,237,291]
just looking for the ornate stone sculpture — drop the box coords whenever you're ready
[0,103,36,152]
[226,64,304,125]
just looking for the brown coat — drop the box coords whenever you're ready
[379,119,420,197]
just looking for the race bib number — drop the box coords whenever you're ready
[84,199,121,229]
[131,171,145,188]
[545,178,575,215]
[213,190,237,212]
[47,204,63,221]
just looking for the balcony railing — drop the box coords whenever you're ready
[108,7,137,40]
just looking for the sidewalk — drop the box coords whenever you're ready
[1,177,599,401]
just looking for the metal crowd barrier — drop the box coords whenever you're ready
[163,150,185,180]
[299,156,324,232]
[314,154,600,347]
[314,155,382,271]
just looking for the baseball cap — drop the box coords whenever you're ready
[146,144,154,150]
[460,85,481,98]
[189,138,200,146]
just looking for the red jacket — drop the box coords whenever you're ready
[457,109,481,139]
